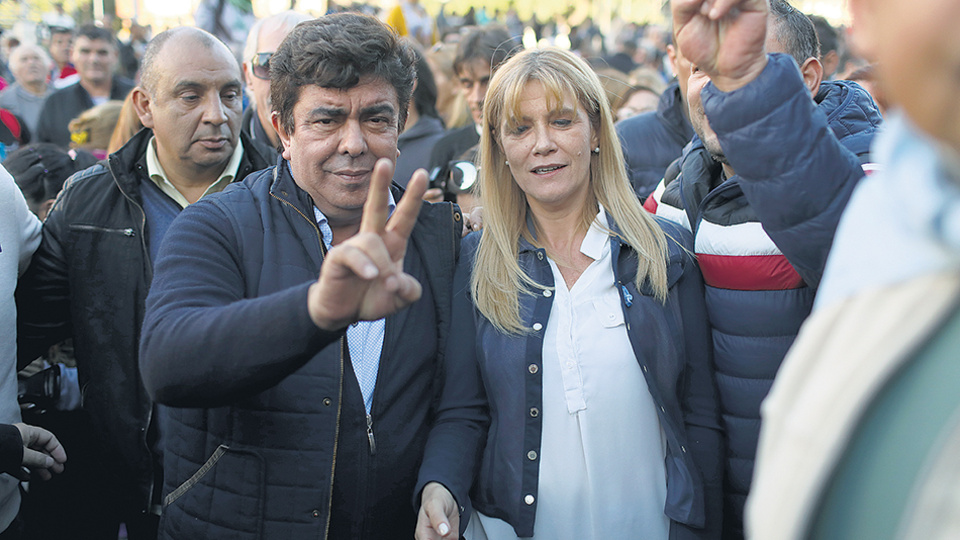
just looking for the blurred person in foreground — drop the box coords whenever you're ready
[5,143,98,540]
[0,45,53,135]
[746,0,960,538]
[15,26,269,540]
[241,11,312,164]
[139,14,461,539]
[1,167,67,538]
[415,46,721,540]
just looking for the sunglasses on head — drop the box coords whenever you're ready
[251,52,273,80]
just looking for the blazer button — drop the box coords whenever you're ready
[532,322,543,331]
[527,450,537,461]
[323,398,332,406]
[528,364,538,374]
[641,365,648,373]
[311,510,320,518]
[529,407,539,417]
[537,252,544,260]
[524,494,535,505]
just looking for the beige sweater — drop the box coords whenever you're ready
[747,272,960,540]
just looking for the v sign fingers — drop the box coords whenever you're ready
[360,158,394,236]
[387,168,428,243]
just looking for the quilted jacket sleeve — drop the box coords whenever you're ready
[414,232,489,534]
[702,54,866,289]
[139,196,342,408]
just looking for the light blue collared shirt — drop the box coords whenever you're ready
[313,193,396,414]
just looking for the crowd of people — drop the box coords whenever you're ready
[1,0,958,539]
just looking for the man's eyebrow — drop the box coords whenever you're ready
[360,103,397,117]
[173,81,205,93]
[172,79,243,93]
[306,106,348,118]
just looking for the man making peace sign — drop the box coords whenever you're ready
[138,14,463,540]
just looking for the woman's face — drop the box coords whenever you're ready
[500,82,598,214]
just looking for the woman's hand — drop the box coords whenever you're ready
[416,481,460,539]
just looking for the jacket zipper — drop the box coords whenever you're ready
[322,338,344,540]
[268,186,342,540]
[107,157,158,511]
[366,413,377,454]
[69,224,136,236]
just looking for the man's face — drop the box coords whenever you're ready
[459,58,493,126]
[10,47,50,86]
[851,0,960,152]
[686,66,728,165]
[244,23,291,135]
[72,37,117,86]
[274,76,400,228]
[48,31,72,66]
[137,38,243,175]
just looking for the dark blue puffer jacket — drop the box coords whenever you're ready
[617,81,695,198]
[646,54,883,539]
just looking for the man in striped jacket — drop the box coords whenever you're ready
[646,1,883,538]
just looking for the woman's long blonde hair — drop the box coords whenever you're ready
[473,47,669,335]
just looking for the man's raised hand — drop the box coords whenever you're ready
[307,158,428,331]
[672,0,769,91]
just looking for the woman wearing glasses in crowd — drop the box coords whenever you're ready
[414,47,722,540]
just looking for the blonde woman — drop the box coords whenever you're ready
[415,47,722,540]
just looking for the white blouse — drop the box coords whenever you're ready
[467,209,669,540]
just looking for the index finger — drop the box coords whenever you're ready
[360,158,395,235]
[386,168,428,241]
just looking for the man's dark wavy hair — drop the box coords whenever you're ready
[271,13,417,135]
